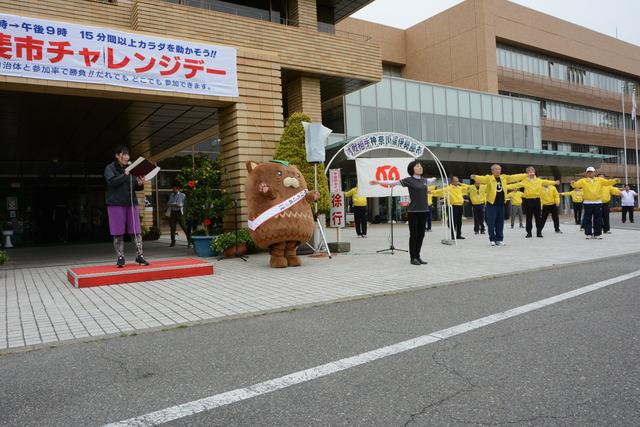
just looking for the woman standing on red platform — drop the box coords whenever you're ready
[104,145,150,268]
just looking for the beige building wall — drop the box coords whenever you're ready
[337,18,406,66]
[287,77,322,122]
[402,0,496,92]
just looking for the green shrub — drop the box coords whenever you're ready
[274,112,330,215]
[176,154,230,235]
[211,229,254,253]
[0,250,8,265]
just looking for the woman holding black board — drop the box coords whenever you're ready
[104,145,150,267]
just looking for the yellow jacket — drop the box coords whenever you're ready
[571,177,620,202]
[468,185,487,205]
[506,191,524,206]
[426,185,437,205]
[560,190,583,203]
[601,186,622,203]
[473,173,527,204]
[540,186,560,206]
[511,176,557,199]
[344,187,367,207]
[432,184,469,206]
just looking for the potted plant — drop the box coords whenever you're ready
[1,221,14,249]
[212,229,254,257]
[0,250,8,265]
[177,154,231,257]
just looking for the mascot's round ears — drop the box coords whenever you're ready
[246,160,290,172]
[246,161,258,172]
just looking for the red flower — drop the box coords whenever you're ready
[188,180,196,188]
[204,218,212,226]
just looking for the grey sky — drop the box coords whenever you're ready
[352,0,640,47]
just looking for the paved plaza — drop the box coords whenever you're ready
[1,216,639,352]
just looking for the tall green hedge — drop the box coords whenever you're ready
[274,112,330,214]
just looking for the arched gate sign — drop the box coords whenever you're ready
[324,132,458,244]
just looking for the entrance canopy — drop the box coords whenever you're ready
[0,90,219,175]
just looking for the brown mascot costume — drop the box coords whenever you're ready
[245,160,319,268]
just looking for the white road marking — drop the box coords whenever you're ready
[104,269,640,427]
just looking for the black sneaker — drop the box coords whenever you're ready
[480,231,485,234]
[135,256,150,266]
[169,241,176,247]
[537,233,543,238]
[417,258,428,265]
[457,236,466,240]
[410,259,421,265]
[525,233,532,238]
[555,230,563,234]
[116,256,125,268]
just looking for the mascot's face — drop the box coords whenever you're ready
[246,161,308,201]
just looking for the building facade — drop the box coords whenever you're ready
[336,0,640,186]
[0,0,380,244]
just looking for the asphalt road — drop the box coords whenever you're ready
[1,254,639,426]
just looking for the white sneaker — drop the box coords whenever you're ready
[490,241,496,246]
[496,241,506,246]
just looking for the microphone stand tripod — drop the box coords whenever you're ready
[217,199,247,261]
[376,185,407,255]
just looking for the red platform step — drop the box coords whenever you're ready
[67,258,214,288]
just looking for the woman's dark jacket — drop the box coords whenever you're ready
[104,161,143,206]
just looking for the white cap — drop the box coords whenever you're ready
[586,166,596,172]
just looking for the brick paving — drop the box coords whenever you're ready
[1,217,639,351]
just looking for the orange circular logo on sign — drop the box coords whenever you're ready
[376,165,400,188]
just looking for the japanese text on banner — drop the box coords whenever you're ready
[0,13,238,97]
[330,191,345,228]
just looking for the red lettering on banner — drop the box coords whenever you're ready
[375,165,401,188]
[133,52,156,73]
[159,55,181,76]
[0,33,12,59]
[78,47,100,66]
[14,35,44,61]
[47,41,73,63]
[331,193,343,208]
[106,47,130,69]
[331,211,343,225]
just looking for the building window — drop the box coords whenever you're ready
[497,44,639,95]
[164,0,289,25]
[382,64,403,77]
[317,1,335,33]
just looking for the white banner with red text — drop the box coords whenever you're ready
[0,13,238,97]
[355,158,412,198]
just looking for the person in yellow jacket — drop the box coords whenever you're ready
[560,189,583,225]
[540,185,562,234]
[471,164,527,246]
[468,182,487,234]
[509,166,559,238]
[425,184,437,232]
[345,186,368,238]
[432,176,469,240]
[571,167,620,238]
[597,174,622,234]
[506,189,524,229]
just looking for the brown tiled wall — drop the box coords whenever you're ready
[286,77,322,122]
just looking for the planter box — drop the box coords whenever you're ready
[191,235,216,257]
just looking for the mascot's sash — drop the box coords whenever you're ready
[247,189,308,231]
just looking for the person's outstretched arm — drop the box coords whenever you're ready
[471,174,489,184]
[370,179,400,186]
